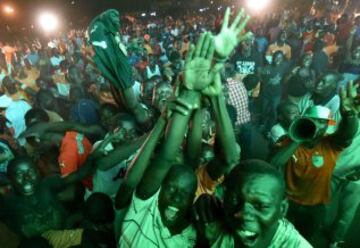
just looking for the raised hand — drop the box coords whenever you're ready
[214,7,251,59]
[340,81,360,114]
[201,72,223,96]
[184,32,218,91]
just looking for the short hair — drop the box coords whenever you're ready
[164,164,198,191]
[272,50,285,61]
[84,193,115,224]
[224,160,286,198]
[2,76,18,95]
[36,89,54,105]
[243,74,260,91]
[323,70,343,83]
[287,75,308,97]
[25,108,50,128]
[7,156,35,179]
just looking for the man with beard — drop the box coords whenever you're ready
[193,160,311,248]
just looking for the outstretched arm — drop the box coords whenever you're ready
[136,90,199,199]
[115,116,167,209]
[186,108,203,168]
[206,86,240,179]
[135,32,216,200]
[331,81,359,148]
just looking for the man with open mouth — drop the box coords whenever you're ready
[194,160,311,248]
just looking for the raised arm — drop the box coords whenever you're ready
[115,116,167,209]
[330,81,359,147]
[186,108,203,168]
[270,141,301,170]
[206,82,240,179]
[136,32,216,200]
[96,135,147,171]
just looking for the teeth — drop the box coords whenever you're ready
[240,230,257,237]
[24,184,32,191]
[164,206,179,220]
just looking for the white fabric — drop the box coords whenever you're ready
[5,100,31,144]
[92,140,137,200]
[146,65,161,79]
[50,56,65,67]
[0,94,13,108]
[119,190,197,248]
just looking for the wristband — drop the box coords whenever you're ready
[214,55,227,63]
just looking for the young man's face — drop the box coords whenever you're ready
[152,83,173,112]
[314,74,337,97]
[112,119,138,144]
[109,11,120,30]
[10,161,40,197]
[273,53,284,66]
[141,80,156,105]
[224,174,287,248]
[158,168,197,230]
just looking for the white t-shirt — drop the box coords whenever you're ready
[119,190,197,248]
[92,140,137,200]
[5,100,32,144]
[50,56,65,67]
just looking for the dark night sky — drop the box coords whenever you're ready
[0,0,210,28]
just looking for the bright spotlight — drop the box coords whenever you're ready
[38,12,59,32]
[246,0,270,12]
[3,5,14,14]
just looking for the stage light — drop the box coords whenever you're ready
[38,12,59,32]
[3,5,14,14]
[246,0,270,12]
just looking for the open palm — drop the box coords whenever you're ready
[184,32,218,91]
[214,7,251,59]
[340,81,360,114]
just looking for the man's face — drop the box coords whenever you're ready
[279,104,300,128]
[152,83,173,112]
[10,161,40,197]
[273,53,284,66]
[112,120,138,144]
[241,40,252,54]
[141,81,156,105]
[100,109,118,131]
[224,175,287,248]
[314,74,337,97]
[109,11,120,30]
[158,169,196,229]
[302,54,313,67]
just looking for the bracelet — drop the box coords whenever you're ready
[214,56,227,63]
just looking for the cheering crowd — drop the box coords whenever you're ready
[0,2,360,248]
